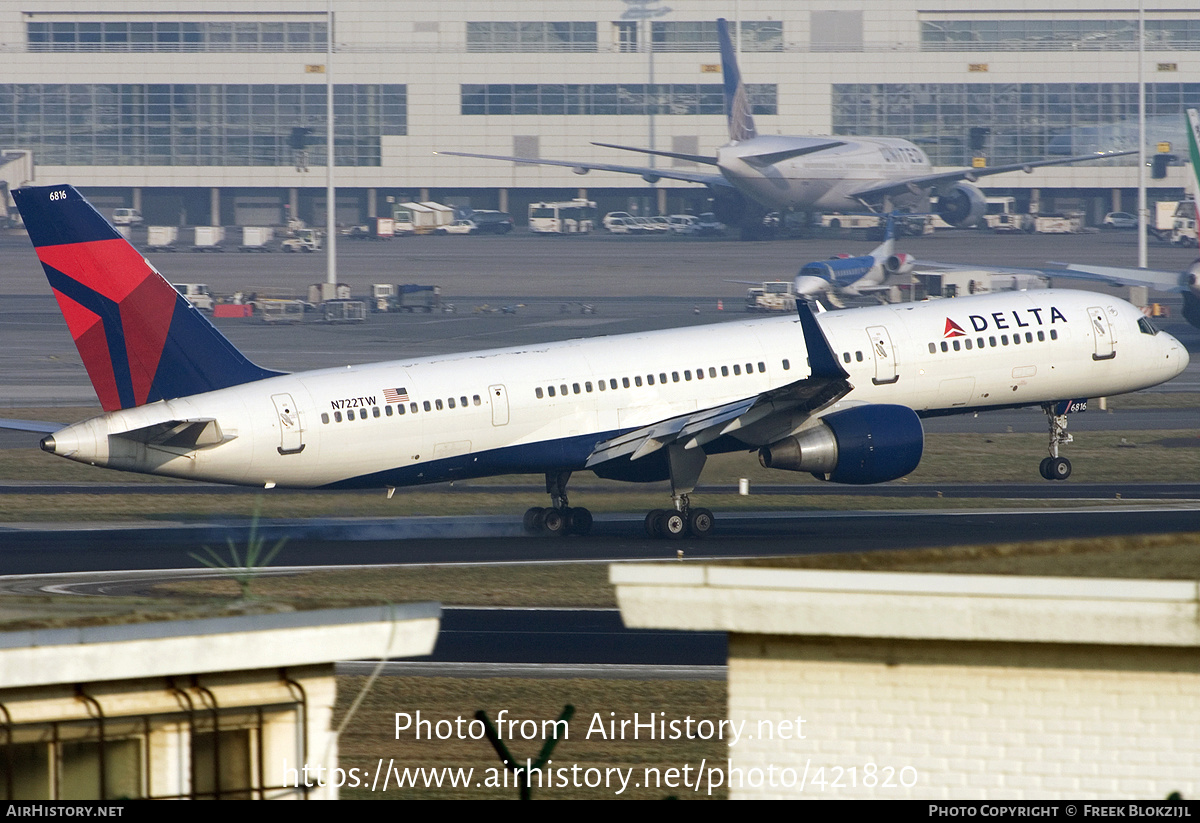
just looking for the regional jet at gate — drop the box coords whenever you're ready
[729,214,914,306]
[4,186,1189,538]
[438,18,1133,239]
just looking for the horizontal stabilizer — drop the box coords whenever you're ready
[591,142,719,167]
[740,142,847,166]
[0,418,63,434]
[113,418,232,450]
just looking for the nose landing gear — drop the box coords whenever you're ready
[1039,404,1073,481]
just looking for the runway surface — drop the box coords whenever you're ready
[1,505,1196,574]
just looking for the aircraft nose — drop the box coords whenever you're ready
[794,276,828,296]
[1162,331,1189,377]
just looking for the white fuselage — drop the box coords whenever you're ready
[45,290,1187,489]
[717,135,932,211]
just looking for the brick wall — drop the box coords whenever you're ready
[726,636,1200,800]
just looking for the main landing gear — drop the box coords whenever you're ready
[524,470,593,536]
[1039,403,1073,481]
[643,443,715,540]
[644,496,715,540]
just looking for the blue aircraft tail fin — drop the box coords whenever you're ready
[718,18,758,143]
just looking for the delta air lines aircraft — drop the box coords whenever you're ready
[7,186,1189,538]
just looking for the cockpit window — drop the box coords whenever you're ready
[1138,317,1159,336]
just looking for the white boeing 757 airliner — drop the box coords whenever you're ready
[7,186,1189,538]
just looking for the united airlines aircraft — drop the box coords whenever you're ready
[7,186,1189,538]
[440,18,1132,239]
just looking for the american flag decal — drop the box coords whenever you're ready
[383,387,409,403]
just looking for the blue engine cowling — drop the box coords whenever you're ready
[758,404,924,484]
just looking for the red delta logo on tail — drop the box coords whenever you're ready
[943,318,967,338]
[12,185,282,411]
[38,240,178,411]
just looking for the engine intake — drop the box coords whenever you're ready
[758,404,924,484]
[884,253,914,276]
[934,182,987,228]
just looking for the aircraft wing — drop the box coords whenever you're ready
[849,150,1137,201]
[913,259,1187,293]
[586,302,852,468]
[1043,263,1187,293]
[435,151,730,187]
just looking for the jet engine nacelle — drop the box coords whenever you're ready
[935,182,987,228]
[884,253,915,276]
[757,404,924,484]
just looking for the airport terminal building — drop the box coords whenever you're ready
[3,0,1199,226]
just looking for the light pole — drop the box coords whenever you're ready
[1137,0,1147,269]
[325,0,337,294]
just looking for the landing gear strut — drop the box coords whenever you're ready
[643,444,715,539]
[1039,404,1073,481]
[524,470,593,536]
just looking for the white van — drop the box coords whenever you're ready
[112,208,143,226]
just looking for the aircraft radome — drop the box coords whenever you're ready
[2,186,1189,539]
[439,18,1134,240]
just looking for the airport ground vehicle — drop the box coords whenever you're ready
[1102,211,1137,230]
[744,281,797,312]
[603,211,633,231]
[467,210,514,234]
[984,197,1034,233]
[437,219,478,235]
[171,283,214,312]
[192,226,225,251]
[146,226,179,251]
[112,207,142,226]
[528,199,596,234]
[668,215,699,234]
[281,228,321,252]
[345,218,395,240]
[392,202,439,235]
[240,226,275,251]
[694,213,726,236]
[7,185,1190,540]
[372,284,441,312]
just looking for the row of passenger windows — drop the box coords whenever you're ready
[320,394,482,424]
[929,330,1057,354]
[534,359,790,399]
